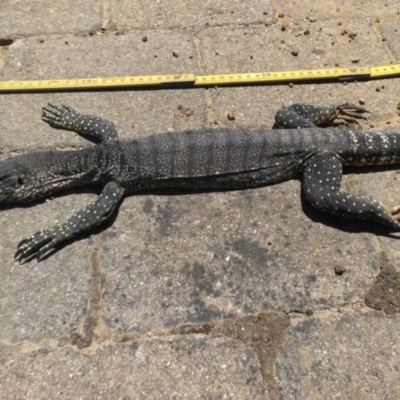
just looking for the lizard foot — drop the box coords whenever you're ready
[41,103,78,130]
[329,102,369,125]
[14,230,62,264]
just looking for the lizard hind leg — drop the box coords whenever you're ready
[302,153,400,230]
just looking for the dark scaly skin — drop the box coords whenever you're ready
[1,102,400,263]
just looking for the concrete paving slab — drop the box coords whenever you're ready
[197,22,391,74]
[101,182,378,333]
[0,1,102,38]
[0,31,206,150]
[275,310,400,399]
[0,336,269,399]
[109,0,276,30]
[0,192,95,343]
[1,32,199,81]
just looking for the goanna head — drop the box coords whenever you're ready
[0,153,49,203]
[0,151,94,203]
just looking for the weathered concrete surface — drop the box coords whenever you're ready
[0,336,269,399]
[1,0,400,398]
[109,0,277,30]
[0,1,103,38]
[275,310,400,398]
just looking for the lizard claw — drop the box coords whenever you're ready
[391,205,400,221]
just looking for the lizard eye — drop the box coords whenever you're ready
[17,177,24,186]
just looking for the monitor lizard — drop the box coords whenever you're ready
[1,102,399,263]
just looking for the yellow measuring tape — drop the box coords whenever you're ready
[1,64,400,92]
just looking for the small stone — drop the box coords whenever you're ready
[305,309,314,316]
[291,47,299,56]
[376,87,381,92]
[227,113,236,121]
[309,17,317,22]
[288,82,294,88]
[142,35,148,42]
[172,51,179,57]
[263,11,268,15]
[0,38,14,46]
[396,102,400,110]
[334,265,346,276]
[359,98,366,105]
[351,58,360,63]
[278,12,285,18]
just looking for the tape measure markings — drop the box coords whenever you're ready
[1,65,400,91]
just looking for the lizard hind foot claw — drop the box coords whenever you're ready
[391,205,400,219]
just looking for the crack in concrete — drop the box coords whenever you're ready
[102,0,111,29]
[114,311,290,400]
[373,21,397,63]
[192,34,216,126]
[69,235,103,348]
[287,301,367,318]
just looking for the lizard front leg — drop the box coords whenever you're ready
[42,103,119,142]
[14,181,125,263]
